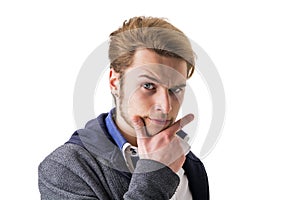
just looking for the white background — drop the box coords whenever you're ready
[1,0,299,199]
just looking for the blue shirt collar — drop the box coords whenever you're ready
[105,108,128,150]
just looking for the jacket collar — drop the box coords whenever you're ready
[67,112,209,200]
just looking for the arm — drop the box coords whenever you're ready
[38,144,113,200]
[38,157,99,200]
[124,159,180,199]
[132,114,194,173]
[124,114,194,199]
[38,144,178,200]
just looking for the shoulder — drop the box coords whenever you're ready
[43,143,90,159]
[38,143,96,182]
[38,143,99,177]
[38,143,103,199]
[40,143,92,168]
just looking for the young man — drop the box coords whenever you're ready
[38,16,209,200]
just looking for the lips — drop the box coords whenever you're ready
[142,117,173,135]
[148,118,172,126]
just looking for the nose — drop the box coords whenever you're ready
[154,88,172,113]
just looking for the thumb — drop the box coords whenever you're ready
[131,116,147,139]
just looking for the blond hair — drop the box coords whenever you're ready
[109,16,195,78]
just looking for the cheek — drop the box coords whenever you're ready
[177,90,186,105]
[126,91,152,114]
[171,102,181,114]
[171,93,184,105]
[170,94,184,115]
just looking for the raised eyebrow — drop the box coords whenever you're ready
[138,75,186,88]
[170,84,186,89]
[138,75,161,84]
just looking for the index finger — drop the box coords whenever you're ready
[164,114,194,138]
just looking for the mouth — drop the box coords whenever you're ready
[148,118,172,127]
[141,117,173,136]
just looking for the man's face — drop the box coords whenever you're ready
[111,49,188,139]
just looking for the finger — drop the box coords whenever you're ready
[165,114,194,137]
[176,135,191,155]
[131,116,148,138]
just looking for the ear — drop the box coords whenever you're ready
[109,68,120,92]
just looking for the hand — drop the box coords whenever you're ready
[132,114,194,173]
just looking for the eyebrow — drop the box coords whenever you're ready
[171,83,186,89]
[138,74,186,88]
[138,75,161,83]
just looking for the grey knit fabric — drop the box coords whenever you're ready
[38,143,180,200]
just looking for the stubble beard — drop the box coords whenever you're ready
[116,84,175,137]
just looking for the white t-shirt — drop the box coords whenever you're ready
[170,168,193,200]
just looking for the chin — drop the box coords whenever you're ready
[145,124,169,136]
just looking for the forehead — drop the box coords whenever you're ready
[123,49,187,86]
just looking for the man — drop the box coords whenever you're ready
[39,16,209,199]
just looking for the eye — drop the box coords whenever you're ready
[170,87,183,94]
[143,83,155,90]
